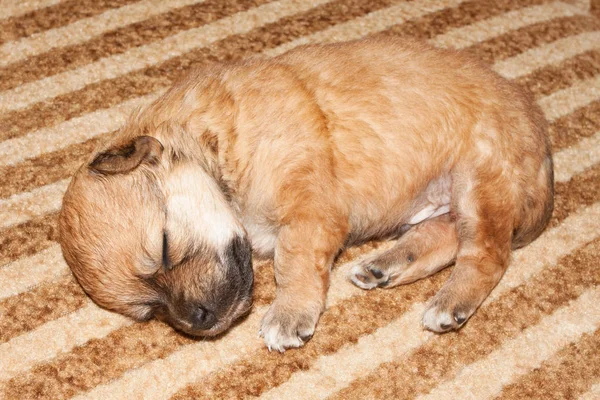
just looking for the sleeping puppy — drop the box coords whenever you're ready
[59,36,553,352]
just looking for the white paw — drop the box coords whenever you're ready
[422,305,454,332]
[349,260,389,290]
[259,303,318,352]
[259,324,306,352]
[422,303,469,332]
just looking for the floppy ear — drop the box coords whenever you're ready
[89,136,164,175]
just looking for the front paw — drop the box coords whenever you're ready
[422,288,475,333]
[259,301,320,352]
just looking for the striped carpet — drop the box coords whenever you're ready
[1,0,600,398]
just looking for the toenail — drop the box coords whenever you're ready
[370,268,384,279]
[454,314,467,325]
[440,323,453,330]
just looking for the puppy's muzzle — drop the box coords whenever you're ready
[158,236,254,337]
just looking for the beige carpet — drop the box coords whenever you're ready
[1,0,600,398]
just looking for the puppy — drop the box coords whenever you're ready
[59,36,553,351]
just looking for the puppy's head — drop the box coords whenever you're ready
[59,132,253,337]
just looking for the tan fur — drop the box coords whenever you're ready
[59,37,553,351]
[352,213,459,289]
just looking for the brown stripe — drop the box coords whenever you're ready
[463,14,600,64]
[551,163,600,228]
[0,0,139,45]
[516,49,600,98]
[549,99,600,152]
[0,0,397,142]
[2,320,194,399]
[593,0,600,19]
[0,0,274,93]
[496,329,600,400]
[0,0,585,201]
[0,136,102,200]
[0,276,86,344]
[4,142,598,399]
[328,238,600,400]
[378,0,545,41]
[0,213,58,266]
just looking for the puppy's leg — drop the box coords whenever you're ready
[260,218,347,352]
[422,170,514,332]
[350,213,458,289]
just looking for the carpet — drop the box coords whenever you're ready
[1,0,600,398]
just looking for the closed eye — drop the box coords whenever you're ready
[162,232,172,270]
[129,299,164,321]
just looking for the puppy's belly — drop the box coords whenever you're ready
[244,175,452,253]
[348,173,453,241]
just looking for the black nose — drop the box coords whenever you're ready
[190,306,217,331]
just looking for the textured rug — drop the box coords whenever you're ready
[1,0,600,398]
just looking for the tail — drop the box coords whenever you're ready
[512,152,554,249]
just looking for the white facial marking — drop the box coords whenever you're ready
[165,164,243,249]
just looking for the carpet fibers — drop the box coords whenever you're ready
[1,0,600,398]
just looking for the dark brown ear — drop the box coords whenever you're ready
[89,136,164,175]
